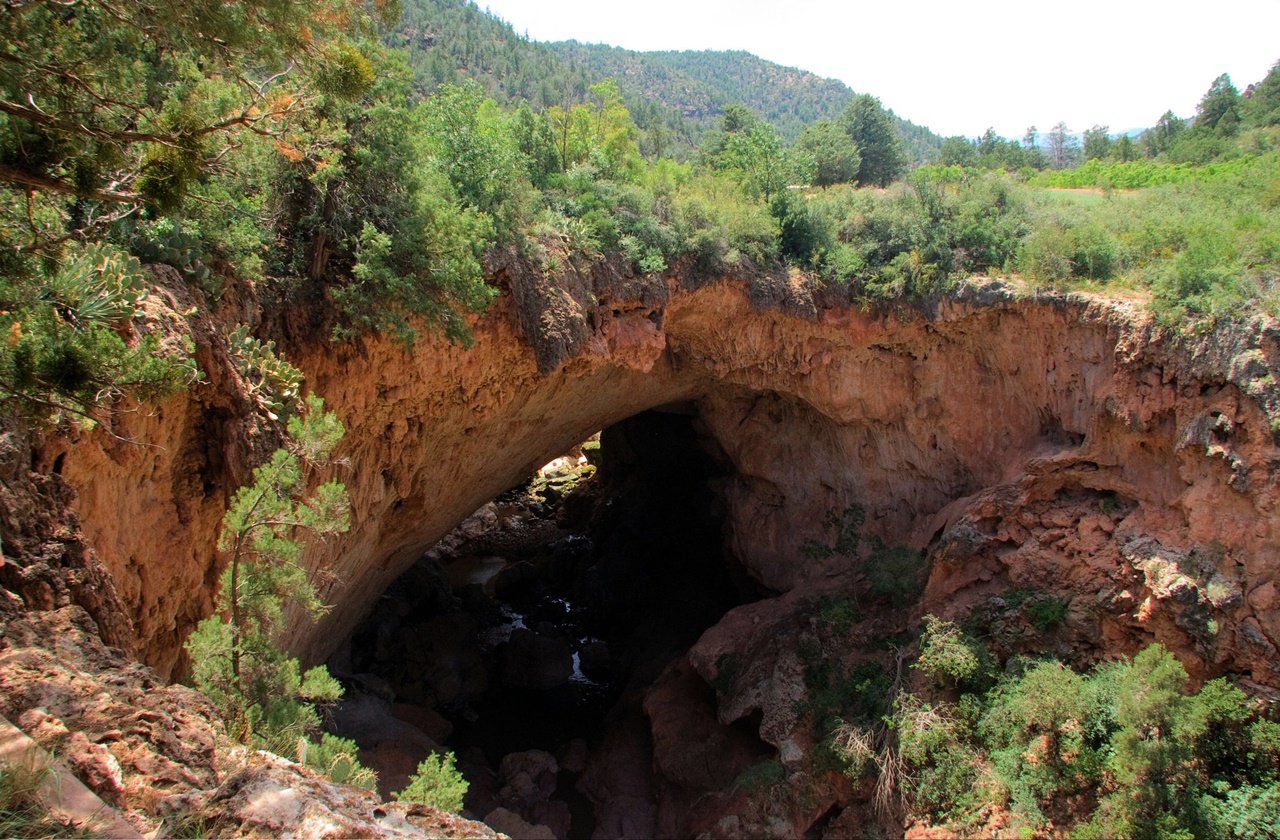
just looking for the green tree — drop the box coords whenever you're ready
[272,47,495,346]
[1083,125,1112,161]
[1142,110,1186,157]
[796,121,861,186]
[1045,122,1080,169]
[511,102,560,188]
[422,81,529,231]
[187,393,351,753]
[1022,126,1047,169]
[1243,60,1280,126]
[0,1,387,415]
[545,78,643,181]
[393,751,469,812]
[939,136,978,167]
[719,122,799,201]
[1093,645,1205,836]
[913,615,995,691]
[1195,73,1241,137]
[1110,134,1138,163]
[840,94,906,186]
[0,0,390,228]
[587,78,644,181]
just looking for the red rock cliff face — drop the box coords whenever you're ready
[43,257,1280,688]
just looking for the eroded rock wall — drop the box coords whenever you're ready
[35,255,1280,691]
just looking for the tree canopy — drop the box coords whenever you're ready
[839,94,906,187]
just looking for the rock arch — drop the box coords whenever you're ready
[50,260,1280,688]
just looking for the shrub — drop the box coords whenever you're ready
[893,693,985,820]
[298,733,378,792]
[1067,224,1120,280]
[732,759,786,792]
[913,615,996,691]
[1016,225,1074,284]
[1201,784,1280,839]
[815,592,858,634]
[187,395,351,754]
[1025,596,1069,633]
[864,541,925,606]
[393,752,469,812]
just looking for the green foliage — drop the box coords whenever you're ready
[839,95,907,187]
[670,170,779,270]
[422,81,531,231]
[1023,595,1069,633]
[298,733,379,791]
[913,615,995,691]
[864,540,925,606]
[393,751,469,813]
[188,394,352,762]
[1195,74,1242,138]
[1151,226,1249,322]
[815,593,858,635]
[807,168,1026,299]
[1201,785,1280,839]
[796,121,861,187]
[732,759,787,793]
[1032,157,1255,189]
[978,661,1107,827]
[1083,125,1113,161]
[0,242,198,417]
[0,0,383,213]
[267,47,497,347]
[1245,60,1280,127]
[893,693,985,819]
[893,643,1280,836]
[772,190,834,266]
[708,115,808,202]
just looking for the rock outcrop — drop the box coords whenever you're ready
[28,254,1280,700]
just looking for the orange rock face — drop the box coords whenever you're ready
[41,258,1280,695]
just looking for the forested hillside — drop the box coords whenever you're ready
[389,0,941,160]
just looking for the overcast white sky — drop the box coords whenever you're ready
[477,0,1280,138]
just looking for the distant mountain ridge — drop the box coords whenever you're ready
[551,43,941,162]
[546,43,855,134]
[393,0,941,162]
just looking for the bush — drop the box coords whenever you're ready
[393,751,469,813]
[893,644,1280,835]
[298,733,378,792]
[771,190,833,267]
[913,615,996,691]
[1025,596,1069,633]
[864,541,925,606]
[1067,224,1120,280]
[893,693,985,820]
[732,759,786,792]
[1016,225,1074,284]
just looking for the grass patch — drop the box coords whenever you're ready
[0,759,86,838]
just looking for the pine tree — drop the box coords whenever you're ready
[187,394,351,754]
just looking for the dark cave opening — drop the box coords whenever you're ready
[329,405,769,838]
